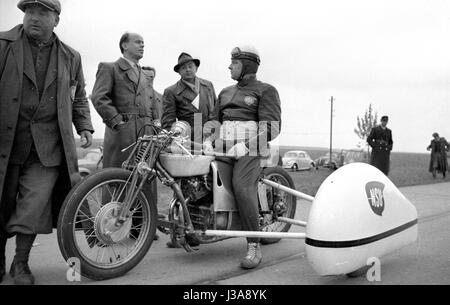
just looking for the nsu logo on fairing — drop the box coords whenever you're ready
[365,181,385,216]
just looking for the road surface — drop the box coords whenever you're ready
[1,182,449,285]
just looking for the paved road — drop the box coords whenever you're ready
[1,182,449,285]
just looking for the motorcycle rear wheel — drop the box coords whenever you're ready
[260,166,297,245]
[57,168,157,280]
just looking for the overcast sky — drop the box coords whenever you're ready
[1,0,449,152]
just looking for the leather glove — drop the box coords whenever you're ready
[203,140,214,155]
[227,142,249,159]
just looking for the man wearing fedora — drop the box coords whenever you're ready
[367,115,393,175]
[203,46,281,269]
[0,0,94,284]
[161,53,217,143]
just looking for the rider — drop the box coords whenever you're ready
[203,46,281,269]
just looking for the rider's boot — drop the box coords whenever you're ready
[240,242,262,269]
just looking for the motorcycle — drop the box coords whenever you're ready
[57,123,297,280]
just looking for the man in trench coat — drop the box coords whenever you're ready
[91,32,159,239]
[0,0,94,285]
[367,115,393,175]
[92,32,158,168]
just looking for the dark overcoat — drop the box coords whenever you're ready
[0,25,94,226]
[367,125,393,175]
[91,58,157,168]
[161,78,217,141]
[427,138,449,173]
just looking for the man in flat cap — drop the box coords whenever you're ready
[203,46,282,269]
[0,0,94,284]
[161,53,217,143]
[367,115,393,175]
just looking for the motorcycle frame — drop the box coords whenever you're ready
[118,134,312,241]
[202,178,311,240]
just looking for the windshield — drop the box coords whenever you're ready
[284,152,298,158]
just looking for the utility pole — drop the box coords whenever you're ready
[329,96,334,169]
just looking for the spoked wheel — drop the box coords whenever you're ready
[57,168,157,280]
[259,167,297,245]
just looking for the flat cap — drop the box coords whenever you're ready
[18,0,61,14]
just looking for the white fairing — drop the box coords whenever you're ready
[305,163,418,276]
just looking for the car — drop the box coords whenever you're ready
[282,150,315,171]
[78,147,103,178]
[315,149,367,170]
[315,152,341,170]
[340,149,367,166]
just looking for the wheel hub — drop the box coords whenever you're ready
[94,202,132,245]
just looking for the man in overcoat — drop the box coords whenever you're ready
[91,32,158,240]
[0,0,94,284]
[367,115,393,175]
[92,32,158,168]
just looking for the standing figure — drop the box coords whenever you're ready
[161,53,217,143]
[367,115,393,175]
[142,66,163,127]
[91,32,159,240]
[0,0,94,284]
[427,133,449,178]
[203,46,282,269]
[92,32,158,168]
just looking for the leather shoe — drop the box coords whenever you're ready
[10,260,35,285]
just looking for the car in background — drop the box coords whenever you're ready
[282,150,315,171]
[315,149,367,170]
[315,152,341,170]
[340,149,367,166]
[78,147,103,178]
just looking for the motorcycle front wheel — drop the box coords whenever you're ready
[57,168,157,281]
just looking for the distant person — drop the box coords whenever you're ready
[367,115,393,175]
[427,133,449,178]
[142,66,163,126]
[161,53,217,142]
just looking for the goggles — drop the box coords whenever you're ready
[231,47,260,65]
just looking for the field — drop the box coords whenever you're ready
[77,140,449,211]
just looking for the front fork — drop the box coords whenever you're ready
[115,161,195,234]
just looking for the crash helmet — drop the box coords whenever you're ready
[231,45,260,65]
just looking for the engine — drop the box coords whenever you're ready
[180,176,214,230]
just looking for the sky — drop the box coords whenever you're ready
[1,0,450,153]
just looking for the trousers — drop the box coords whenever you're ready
[1,154,59,235]
[231,156,261,243]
